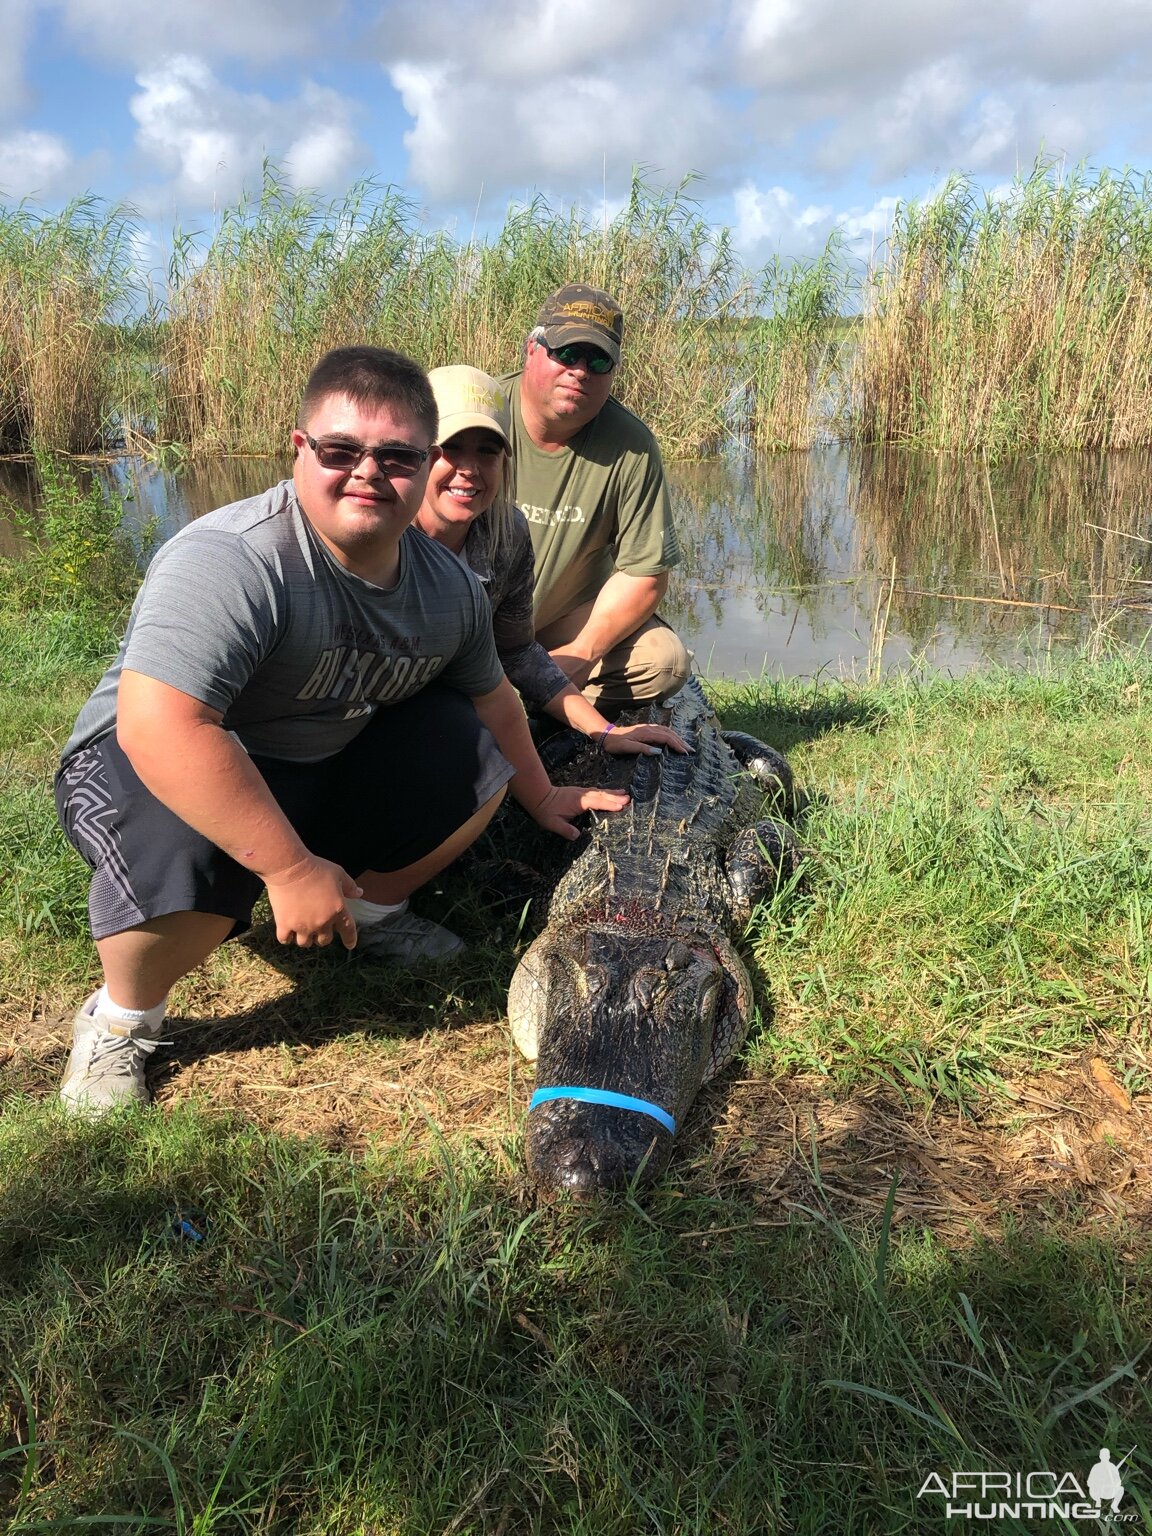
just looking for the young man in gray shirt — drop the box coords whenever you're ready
[55,345,627,1114]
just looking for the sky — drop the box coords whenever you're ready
[4,0,1152,273]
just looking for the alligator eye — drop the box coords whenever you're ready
[581,964,610,998]
[700,978,722,1016]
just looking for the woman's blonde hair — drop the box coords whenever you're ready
[482,452,517,570]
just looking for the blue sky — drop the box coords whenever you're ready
[5,0,1152,273]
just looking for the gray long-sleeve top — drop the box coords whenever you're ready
[454,507,572,711]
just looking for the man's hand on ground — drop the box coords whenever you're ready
[264,853,363,949]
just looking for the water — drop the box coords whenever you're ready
[3,446,1151,680]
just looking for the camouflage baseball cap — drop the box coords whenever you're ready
[536,283,624,365]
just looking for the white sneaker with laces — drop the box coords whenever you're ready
[59,992,166,1114]
[355,901,464,964]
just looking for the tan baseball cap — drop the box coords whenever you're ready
[536,283,624,364]
[428,365,511,448]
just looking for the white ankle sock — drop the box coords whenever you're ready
[345,896,407,926]
[96,987,167,1031]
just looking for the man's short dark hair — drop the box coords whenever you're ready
[298,346,438,439]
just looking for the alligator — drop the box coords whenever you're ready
[508,675,800,1195]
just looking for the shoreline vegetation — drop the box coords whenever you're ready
[5,159,1152,459]
[2,467,1150,1530]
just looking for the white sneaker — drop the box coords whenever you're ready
[355,902,464,964]
[59,992,165,1114]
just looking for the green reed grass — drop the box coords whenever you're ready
[15,159,1152,456]
[0,198,141,454]
[0,453,147,622]
[854,160,1152,453]
[158,168,763,458]
[0,1104,1147,1532]
[743,234,855,451]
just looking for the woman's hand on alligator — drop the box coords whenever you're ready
[529,783,631,840]
[601,723,691,757]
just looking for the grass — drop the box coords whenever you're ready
[1,1109,1148,1533]
[2,480,1151,1528]
[157,168,764,460]
[725,663,1152,1087]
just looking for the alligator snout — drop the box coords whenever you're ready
[526,1102,673,1195]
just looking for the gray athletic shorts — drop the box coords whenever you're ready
[55,685,514,941]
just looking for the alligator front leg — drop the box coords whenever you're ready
[726,818,802,923]
[722,731,794,813]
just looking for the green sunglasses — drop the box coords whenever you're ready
[537,339,616,375]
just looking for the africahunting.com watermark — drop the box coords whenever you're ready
[917,1446,1138,1522]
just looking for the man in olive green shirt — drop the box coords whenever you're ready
[501,284,691,710]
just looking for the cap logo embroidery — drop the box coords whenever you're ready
[458,384,506,411]
[557,300,620,329]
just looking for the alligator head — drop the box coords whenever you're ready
[510,924,751,1196]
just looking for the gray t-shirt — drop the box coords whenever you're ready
[63,481,505,763]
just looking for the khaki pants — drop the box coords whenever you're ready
[536,603,692,710]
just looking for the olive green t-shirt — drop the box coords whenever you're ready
[500,371,682,631]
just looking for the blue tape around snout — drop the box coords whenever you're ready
[528,1086,676,1134]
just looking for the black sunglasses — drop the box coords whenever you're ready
[305,434,430,477]
[537,340,616,375]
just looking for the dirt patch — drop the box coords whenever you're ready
[690,1054,1151,1245]
[157,1021,523,1161]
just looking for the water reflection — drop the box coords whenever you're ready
[665,447,1152,678]
[3,447,1151,680]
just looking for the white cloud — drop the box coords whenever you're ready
[384,0,699,79]
[384,0,729,205]
[733,185,835,260]
[285,88,361,191]
[373,0,1152,211]
[5,0,1152,240]
[56,0,339,66]
[733,0,979,92]
[731,0,1152,183]
[837,197,902,251]
[390,58,731,204]
[732,182,902,263]
[128,55,365,210]
[0,129,75,199]
[0,0,35,120]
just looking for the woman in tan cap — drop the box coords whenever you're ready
[417,366,687,757]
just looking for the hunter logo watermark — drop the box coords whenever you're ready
[916,1446,1137,1522]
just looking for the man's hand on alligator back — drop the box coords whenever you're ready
[508,676,802,1196]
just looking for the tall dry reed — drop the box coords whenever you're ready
[744,235,855,451]
[2,172,853,459]
[159,168,761,457]
[25,160,1152,461]
[0,199,139,454]
[853,162,1152,453]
